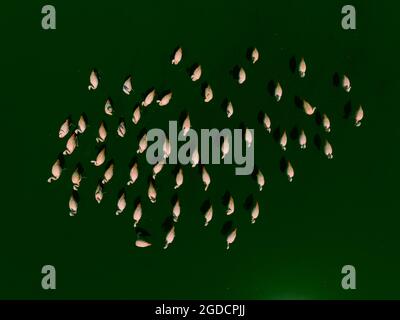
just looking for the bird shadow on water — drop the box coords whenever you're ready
[186,63,200,78]
[221,191,231,206]
[244,194,254,210]
[220,221,234,237]
[71,190,80,203]
[195,164,203,176]
[171,164,181,177]
[117,188,125,199]
[332,72,340,87]
[93,68,101,80]
[315,110,323,126]
[64,114,73,127]
[133,196,141,208]
[162,216,174,232]
[272,127,282,143]
[104,159,114,170]
[343,101,352,119]
[99,119,108,132]
[137,127,148,142]
[279,156,288,173]
[313,134,322,150]
[246,47,256,63]
[178,110,188,127]
[289,56,297,74]
[90,144,106,164]
[129,156,138,168]
[135,227,151,238]
[142,87,155,100]
[220,98,229,114]
[250,165,260,182]
[118,116,126,127]
[267,80,275,97]
[290,127,300,141]
[200,82,209,100]
[147,175,156,186]
[75,162,84,177]
[257,111,265,125]
[96,177,104,189]
[294,96,303,110]
[170,194,178,206]
[200,199,211,215]
[57,152,66,168]
[158,89,172,99]
[229,65,241,82]
[238,122,247,139]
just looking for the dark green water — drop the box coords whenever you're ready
[1,0,399,299]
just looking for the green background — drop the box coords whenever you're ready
[1,0,399,299]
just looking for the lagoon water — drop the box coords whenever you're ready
[1,0,399,299]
